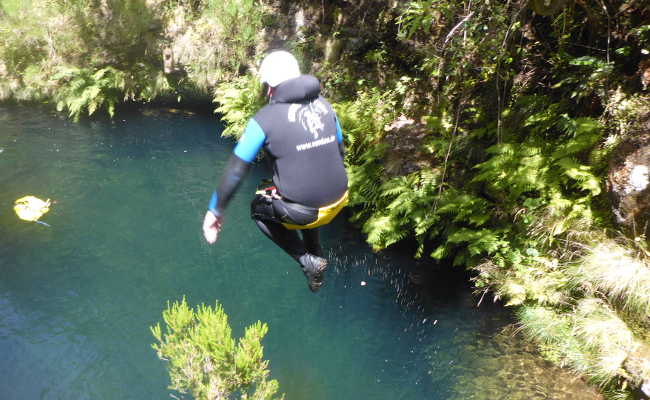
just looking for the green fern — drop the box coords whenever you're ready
[213,74,265,140]
[51,66,125,121]
[344,94,607,282]
[333,88,398,160]
[551,117,602,160]
[51,65,170,121]
[555,157,601,196]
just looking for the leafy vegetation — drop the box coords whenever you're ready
[0,0,268,118]
[213,74,265,140]
[151,297,282,400]
[313,1,650,396]
[3,0,650,397]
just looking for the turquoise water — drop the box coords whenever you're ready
[0,105,599,400]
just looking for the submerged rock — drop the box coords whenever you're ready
[449,324,604,400]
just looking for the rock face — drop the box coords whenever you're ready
[382,116,434,177]
[638,377,650,398]
[608,121,650,239]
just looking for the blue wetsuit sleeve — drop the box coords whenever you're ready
[207,119,265,216]
[335,115,345,158]
[335,115,343,144]
[234,119,266,163]
[208,191,219,215]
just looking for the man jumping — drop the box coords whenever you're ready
[202,50,348,292]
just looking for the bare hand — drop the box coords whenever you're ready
[202,210,223,244]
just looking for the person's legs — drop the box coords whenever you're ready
[254,219,327,292]
[251,191,328,292]
[301,228,323,257]
[299,228,327,292]
[253,219,305,261]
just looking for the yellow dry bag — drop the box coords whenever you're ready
[14,196,51,222]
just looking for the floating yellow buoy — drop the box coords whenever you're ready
[14,196,51,222]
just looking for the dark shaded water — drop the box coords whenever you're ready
[0,105,600,400]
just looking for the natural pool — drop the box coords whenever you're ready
[0,105,601,399]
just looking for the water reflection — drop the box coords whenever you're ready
[327,232,602,400]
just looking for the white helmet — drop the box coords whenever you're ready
[259,50,300,87]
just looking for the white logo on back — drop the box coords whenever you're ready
[287,99,328,139]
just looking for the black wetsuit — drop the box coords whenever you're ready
[208,74,347,260]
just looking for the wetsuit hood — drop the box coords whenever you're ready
[271,75,320,104]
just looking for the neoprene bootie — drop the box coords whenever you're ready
[298,253,328,292]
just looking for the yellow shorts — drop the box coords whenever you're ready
[282,191,348,230]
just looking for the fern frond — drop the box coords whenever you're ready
[555,157,601,196]
[552,117,603,160]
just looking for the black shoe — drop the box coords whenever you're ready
[299,253,328,292]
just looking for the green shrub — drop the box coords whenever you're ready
[0,0,268,111]
[151,297,283,400]
[162,0,268,93]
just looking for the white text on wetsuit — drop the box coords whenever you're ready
[296,135,336,151]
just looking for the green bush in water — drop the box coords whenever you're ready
[151,297,283,400]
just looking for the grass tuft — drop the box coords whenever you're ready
[518,300,645,389]
[573,241,650,320]
[573,298,635,383]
